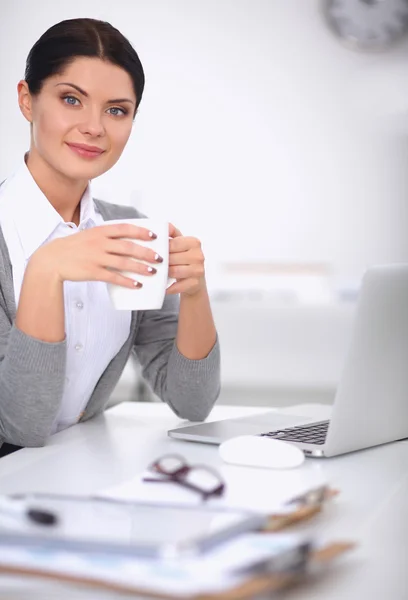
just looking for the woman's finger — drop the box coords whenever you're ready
[97,267,143,289]
[169,236,201,253]
[169,247,204,266]
[106,239,163,265]
[104,254,158,277]
[98,223,157,241]
[168,265,204,280]
[169,223,183,238]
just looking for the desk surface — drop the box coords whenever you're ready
[0,402,407,600]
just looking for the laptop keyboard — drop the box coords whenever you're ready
[260,420,330,445]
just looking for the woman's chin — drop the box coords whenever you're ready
[55,159,109,182]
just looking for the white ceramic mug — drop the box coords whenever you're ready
[100,218,175,310]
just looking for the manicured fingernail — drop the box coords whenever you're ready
[154,254,163,263]
[149,231,157,239]
[147,267,157,274]
[133,281,143,288]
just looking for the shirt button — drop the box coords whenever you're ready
[76,301,84,310]
[75,343,83,352]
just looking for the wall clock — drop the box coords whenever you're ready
[321,0,408,51]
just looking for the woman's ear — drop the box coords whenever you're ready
[17,80,33,123]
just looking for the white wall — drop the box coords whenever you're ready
[1,0,407,288]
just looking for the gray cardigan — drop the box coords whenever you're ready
[0,199,220,448]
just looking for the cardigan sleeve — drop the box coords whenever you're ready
[132,294,221,421]
[0,180,67,447]
[0,313,66,447]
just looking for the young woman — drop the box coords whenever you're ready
[0,18,220,455]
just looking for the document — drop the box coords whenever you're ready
[97,466,327,514]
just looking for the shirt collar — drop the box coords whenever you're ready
[1,157,97,260]
[79,181,97,227]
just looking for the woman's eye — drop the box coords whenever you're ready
[107,107,127,117]
[61,96,127,116]
[63,95,80,106]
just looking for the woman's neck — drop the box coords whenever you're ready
[25,150,88,226]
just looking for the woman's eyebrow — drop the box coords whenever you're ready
[55,82,135,104]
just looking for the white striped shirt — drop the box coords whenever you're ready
[0,158,131,433]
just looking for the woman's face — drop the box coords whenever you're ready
[18,57,137,181]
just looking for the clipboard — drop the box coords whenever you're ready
[0,486,354,600]
[0,485,352,598]
[0,494,266,559]
[0,540,355,598]
[263,485,339,532]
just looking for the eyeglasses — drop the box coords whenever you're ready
[142,454,226,501]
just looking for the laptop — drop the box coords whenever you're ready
[169,264,408,457]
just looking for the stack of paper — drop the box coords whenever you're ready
[0,473,352,597]
[0,532,310,597]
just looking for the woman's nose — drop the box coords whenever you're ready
[78,110,105,137]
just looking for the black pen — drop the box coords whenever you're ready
[0,496,58,526]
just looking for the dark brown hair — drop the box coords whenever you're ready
[24,18,145,114]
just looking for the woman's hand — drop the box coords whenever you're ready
[166,224,206,296]
[30,223,163,288]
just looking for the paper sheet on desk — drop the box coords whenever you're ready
[98,466,327,514]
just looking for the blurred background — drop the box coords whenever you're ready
[1,0,407,408]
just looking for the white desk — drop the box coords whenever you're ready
[0,402,407,599]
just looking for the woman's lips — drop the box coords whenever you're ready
[66,143,105,159]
